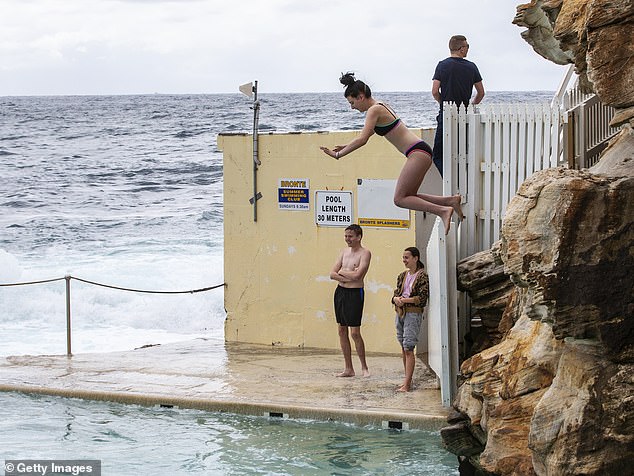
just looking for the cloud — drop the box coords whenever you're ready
[0,0,567,95]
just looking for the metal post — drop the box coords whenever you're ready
[65,275,72,356]
[252,80,261,222]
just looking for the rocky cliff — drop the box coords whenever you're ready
[514,0,634,125]
[456,242,515,355]
[441,1,634,475]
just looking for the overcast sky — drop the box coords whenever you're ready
[1,0,568,96]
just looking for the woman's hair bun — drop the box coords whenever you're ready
[339,71,370,98]
[339,72,356,88]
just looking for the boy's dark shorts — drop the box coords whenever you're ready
[334,285,364,327]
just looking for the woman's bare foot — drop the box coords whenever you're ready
[362,368,371,377]
[439,206,453,235]
[337,370,355,377]
[396,385,410,392]
[450,194,464,221]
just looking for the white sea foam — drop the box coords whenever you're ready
[0,249,22,282]
[0,247,225,356]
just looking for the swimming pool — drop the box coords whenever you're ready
[1,392,458,475]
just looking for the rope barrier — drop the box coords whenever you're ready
[0,275,225,294]
[0,277,67,287]
[0,274,226,356]
[71,276,225,294]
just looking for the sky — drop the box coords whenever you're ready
[1,0,569,96]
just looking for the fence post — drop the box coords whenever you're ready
[65,275,72,356]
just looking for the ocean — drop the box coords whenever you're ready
[1,91,554,475]
[0,91,553,357]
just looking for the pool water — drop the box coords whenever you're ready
[1,392,459,475]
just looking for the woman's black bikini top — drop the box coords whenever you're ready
[374,103,401,136]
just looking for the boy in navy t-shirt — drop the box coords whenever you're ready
[431,35,485,176]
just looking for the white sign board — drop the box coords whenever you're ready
[315,191,353,227]
[357,179,410,228]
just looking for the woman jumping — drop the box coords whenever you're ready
[320,72,462,234]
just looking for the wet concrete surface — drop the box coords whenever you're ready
[0,337,450,429]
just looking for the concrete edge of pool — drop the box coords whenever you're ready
[0,338,451,431]
[0,385,447,431]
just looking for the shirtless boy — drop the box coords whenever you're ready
[329,224,372,377]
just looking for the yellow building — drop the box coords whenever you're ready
[218,128,439,354]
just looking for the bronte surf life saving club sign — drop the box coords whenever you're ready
[315,191,353,227]
[278,178,309,210]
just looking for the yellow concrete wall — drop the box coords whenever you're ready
[218,128,436,354]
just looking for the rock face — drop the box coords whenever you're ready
[514,0,634,124]
[457,242,516,354]
[445,128,634,475]
[451,315,564,475]
[442,3,634,474]
[501,147,633,363]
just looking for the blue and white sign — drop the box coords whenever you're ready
[278,178,310,210]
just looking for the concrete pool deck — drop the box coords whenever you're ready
[0,337,450,430]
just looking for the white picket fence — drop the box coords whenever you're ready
[441,101,562,259]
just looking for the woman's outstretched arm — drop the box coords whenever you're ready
[320,105,379,159]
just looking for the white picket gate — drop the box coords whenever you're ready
[427,220,458,407]
[442,101,562,259]
[563,90,621,169]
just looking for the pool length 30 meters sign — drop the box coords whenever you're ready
[315,191,353,227]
